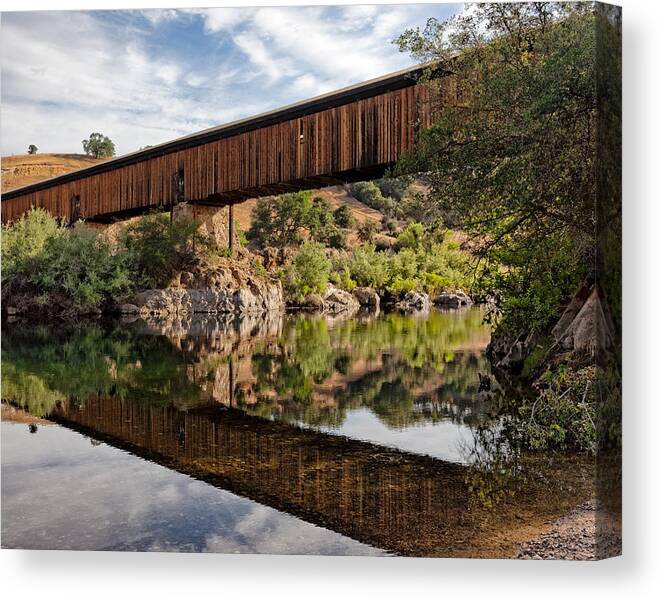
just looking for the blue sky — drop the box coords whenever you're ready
[1,4,460,156]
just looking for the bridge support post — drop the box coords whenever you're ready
[228,203,234,255]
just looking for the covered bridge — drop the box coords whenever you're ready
[1,63,447,226]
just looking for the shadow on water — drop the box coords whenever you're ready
[1,309,596,557]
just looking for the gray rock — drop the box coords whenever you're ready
[131,274,283,317]
[119,303,140,314]
[353,287,380,310]
[323,285,360,314]
[434,291,473,308]
[395,291,430,313]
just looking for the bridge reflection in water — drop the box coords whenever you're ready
[2,311,595,557]
[46,392,591,557]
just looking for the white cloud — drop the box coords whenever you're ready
[195,7,254,34]
[1,4,460,156]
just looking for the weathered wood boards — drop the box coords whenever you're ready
[2,70,437,224]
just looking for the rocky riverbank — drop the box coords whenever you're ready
[516,500,622,560]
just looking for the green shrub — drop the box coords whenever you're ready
[357,220,378,243]
[375,177,408,201]
[397,222,426,250]
[120,212,204,288]
[283,241,331,301]
[388,277,417,295]
[329,263,357,291]
[509,366,598,455]
[30,224,132,312]
[1,208,63,281]
[348,182,399,218]
[348,181,383,207]
[325,227,347,249]
[333,204,355,229]
[344,244,390,290]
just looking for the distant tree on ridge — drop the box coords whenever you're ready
[82,133,116,158]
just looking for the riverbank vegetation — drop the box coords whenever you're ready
[1,208,220,316]
[248,188,475,303]
[395,3,621,455]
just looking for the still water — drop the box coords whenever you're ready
[1,308,592,556]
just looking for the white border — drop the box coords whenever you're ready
[1,1,659,599]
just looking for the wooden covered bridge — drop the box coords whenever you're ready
[1,63,447,234]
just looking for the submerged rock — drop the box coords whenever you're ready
[289,293,325,311]
[119,303,140,314]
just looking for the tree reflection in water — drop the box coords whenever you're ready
[1,309,599,557]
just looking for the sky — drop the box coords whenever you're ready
[1,3,461,157]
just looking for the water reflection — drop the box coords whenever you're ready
[2,309,492,461]
[1,310,595,557]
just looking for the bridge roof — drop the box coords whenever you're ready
[2,61,438,201]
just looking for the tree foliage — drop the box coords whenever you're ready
[283,241,331,301]
[396,3,617,334]
[249,192,313,250]
[333,204,355,229]
[27,144,38,154]
[248,191,347,252]
[120,212,205,288]
[2,209,131,313]
[82,132,116,158]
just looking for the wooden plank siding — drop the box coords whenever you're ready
[1,75,435,224]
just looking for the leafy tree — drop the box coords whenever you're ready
[283,241,331,300]
[307,196,345,247]
[357,220,378,243]
[27,144,38,154]
[333,204,355,229]
[120,212,205,288]
[395,3,618,335]
[82,132,116,158]
[248,192,312,251]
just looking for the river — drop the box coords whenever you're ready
[1,308,594,557]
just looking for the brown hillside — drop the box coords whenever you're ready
[1,153,108,193]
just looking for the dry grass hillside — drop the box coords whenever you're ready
[1,153,107,193]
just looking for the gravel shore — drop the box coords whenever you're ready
[516,501,621,560]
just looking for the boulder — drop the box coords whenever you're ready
[434,291,473,309]
[353,287,380,310]
[130,270,283,317]
[395,292,430,313]
[554,288,614,355]
[119,303,140,314]
[323,285,360,314]
[295,293,325,311]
